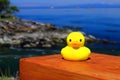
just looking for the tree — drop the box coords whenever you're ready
[0,0,10,14]
[6,6,19,14]
[0,0,19,17]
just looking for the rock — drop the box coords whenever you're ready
[85,35,98,44]
[42,44,52,48]
[63,26,83,31]
[0,29,5,35]
[30,43,37,47]
[23,44,31,48]
[11,40,21,45]
[0,38,4,44]
[1,13,12,18]
[0,17,117,48]
[87,35,96,40]
[101,39,117,44]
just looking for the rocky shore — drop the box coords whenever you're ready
[0,17,117,48]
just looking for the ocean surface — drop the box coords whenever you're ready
[15,8,120,54]
[16,8,120,41]
[0,8,120,75]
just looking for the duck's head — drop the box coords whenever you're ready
[67,32,85,49]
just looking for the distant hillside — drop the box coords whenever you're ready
[57,4,120,8]
[19,4,120,9]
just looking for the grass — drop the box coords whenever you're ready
[0,16,15,22]
[1,74,13,80]
[0,67,14,80]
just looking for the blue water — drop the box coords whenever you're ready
[14,8,120,54]
[15,8,120,43]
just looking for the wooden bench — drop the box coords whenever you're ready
[20,53,120,80]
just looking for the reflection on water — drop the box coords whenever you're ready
[0,47,60,76]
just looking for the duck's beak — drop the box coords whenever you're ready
[71,42,81,49]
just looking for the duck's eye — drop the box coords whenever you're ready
[69,39,72,42]
[80,39,82,42]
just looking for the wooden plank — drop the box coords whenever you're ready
[20,53,120,80]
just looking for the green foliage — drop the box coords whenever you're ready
[0,67,14,80]
[0,16,15,22]
[0,0,10,13]
[0,0,19,17]
[10,6,19,13]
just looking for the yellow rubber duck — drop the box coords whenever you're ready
[61,32,91,61]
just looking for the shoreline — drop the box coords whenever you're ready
[0,16,117,48]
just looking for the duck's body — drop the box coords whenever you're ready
[61,32,91,61]
[61,46,91,61]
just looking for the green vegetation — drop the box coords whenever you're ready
[0,67,14,80]
[0,0,19,18]
[0,16,15,22]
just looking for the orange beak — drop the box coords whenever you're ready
[71,42,81,48]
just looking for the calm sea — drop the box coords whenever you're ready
[15,8,120,53]
[0,8,120,75]
[15,8,120,42]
